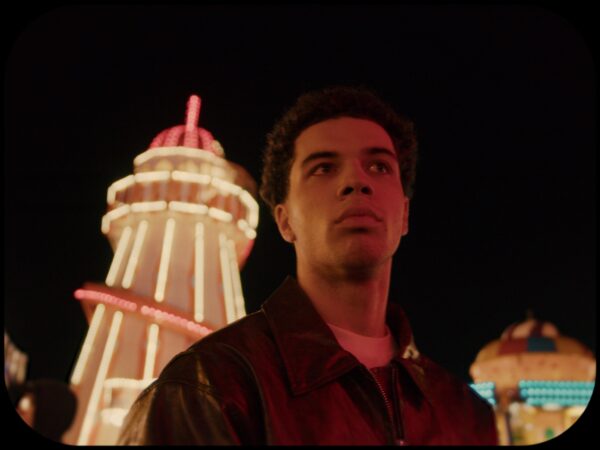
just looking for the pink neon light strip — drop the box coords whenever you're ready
[74,288,212,337]
[164,124,185,146]
[140,305,211,337]
[184,129,199,148]
[74,289,137,312]
[145,94,218,151]
[184,95,201,148]
[149,130,168,148]
[198,128,214,152]
[185,95,201,132]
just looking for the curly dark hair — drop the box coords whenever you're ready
[259,85,418,213]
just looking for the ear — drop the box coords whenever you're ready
[401,199,410,236]
[274,204,296,243]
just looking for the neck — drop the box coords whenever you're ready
[296,259,392,337]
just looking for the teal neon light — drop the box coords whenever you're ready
[519,380,594,389]
[469,382,497,406]
[518,380,594,407]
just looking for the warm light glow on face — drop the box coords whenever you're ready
[194,222,205,322]
[105,226,132,286]
[285,117,407,273]
[219,233,236,324]
[155,218,176,302]
[122,220,149,289]
[70,304,106,386]
[143,324,160,380]
[227,239,246,319]
[77,311,124,445]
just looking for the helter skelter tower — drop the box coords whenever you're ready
[63,95,259,445]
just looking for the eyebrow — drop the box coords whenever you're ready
[300,147,397,168]
[365,146,398,160]
[300,151,339,168]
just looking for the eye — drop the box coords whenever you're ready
[369,161,392,174]
[310,162,335,175]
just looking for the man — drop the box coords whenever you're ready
[118,86,498,445]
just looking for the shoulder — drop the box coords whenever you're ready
[126,312,273,420]
[156,309,278,388]
[120,312,277,445]
[193,309,274,352]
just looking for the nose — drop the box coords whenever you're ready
[337,166,373,198]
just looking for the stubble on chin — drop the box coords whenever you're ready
[330,237,391,279]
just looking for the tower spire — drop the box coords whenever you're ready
[183,95,201,148]
[66,94,258,445]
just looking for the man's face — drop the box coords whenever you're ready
[274,116,409,277]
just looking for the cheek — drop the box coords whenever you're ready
[386,202,408,235]
[289,207,326,244]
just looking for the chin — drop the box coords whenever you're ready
[338,246,388,272]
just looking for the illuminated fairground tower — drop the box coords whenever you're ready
[469,313,595,445]
[63,95,259,445]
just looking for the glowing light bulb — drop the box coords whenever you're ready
[78,311,123,445]
[194,222,205,322]
[105,226,132,286]
[122,221,149,289]
[70,304,106,386]
[154,218,176,302]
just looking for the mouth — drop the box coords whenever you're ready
[334,207,382,224]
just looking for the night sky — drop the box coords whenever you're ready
[4,5,595,392]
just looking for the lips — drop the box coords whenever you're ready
[335,207,382,224]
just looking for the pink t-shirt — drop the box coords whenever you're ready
[326,322,396,369]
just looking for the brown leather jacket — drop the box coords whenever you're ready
[118,277,498,445]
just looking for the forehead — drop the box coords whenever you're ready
[294,117,394,156]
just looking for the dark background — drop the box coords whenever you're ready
[4,6,595,391]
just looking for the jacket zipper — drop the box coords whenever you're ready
[365,367,406,445]
[391,365,407,446]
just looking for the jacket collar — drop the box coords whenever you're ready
[261,276,422,396]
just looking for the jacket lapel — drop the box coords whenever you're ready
[261,277,359,396]
[262,277,436,410]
